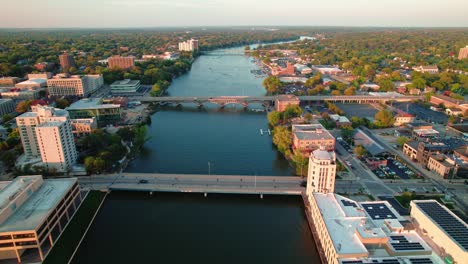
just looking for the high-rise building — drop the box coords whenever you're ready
[59,53,76,69]
[47,74,103,97]
[107,55,135,69]
[458,45,468,60]
[306,148,336,195]
[16,105,77,172]
[178,39,199,51]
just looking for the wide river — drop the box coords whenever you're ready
[71,45,321,264]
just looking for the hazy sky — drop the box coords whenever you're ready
[2,0,468,28]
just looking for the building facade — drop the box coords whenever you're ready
[292,124,336,153]
[274,94,300,112]
[66,98,122,127]
[427,155,455,178]
[0,90,42,101]
[178,39,199,51]
[47,75,103,97]
[0,175,82,263]
[394,112,416,126]
[413,65,439,74]
[70,118,97,137]
[59,53,75,69]
[458,45,468,60]
[110,79,141,95]
[306,148,336,194]
[0,99,15,117]
[107,55,135,69]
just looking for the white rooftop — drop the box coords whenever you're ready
[66,98,120,110]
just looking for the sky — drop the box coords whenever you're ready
[1,0,468,28]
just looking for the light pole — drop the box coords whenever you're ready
[208,161,211,176]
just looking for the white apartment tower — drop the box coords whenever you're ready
[178,39,199,51]
[16,105,77,172]
[306,148,336,195]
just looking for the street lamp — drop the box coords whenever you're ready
[208,161,211,176]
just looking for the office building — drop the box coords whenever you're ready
[306,148,336,194]
[66,98,121,127]
[15,79,47,90]
[307,193,441,264]
[110,79,141,95]
[178,39,199,51]
[47,74,103,97]
[274,94,300,112]
[16,105,78,172]
[410,200,467,264]
[59,53,75,69]
[292,124,335,152]
[107,55,134,69]
[0,175,82,263]
[0,99,15,117]
[458,45,468,60]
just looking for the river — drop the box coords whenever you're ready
[71,45,320,264]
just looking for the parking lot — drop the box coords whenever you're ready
[393,102,448,124]
[336,103,378,119]
[372,158,416,180]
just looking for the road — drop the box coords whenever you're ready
[78,173,305,195]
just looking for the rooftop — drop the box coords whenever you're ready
[16,79,47,86]
[275,94,299,102]
[0,176,76,232]
[111,79,140,86]
[0,98,13,103]
[293,124,334,141]
[312,149,335,160]
[66,98,120,110]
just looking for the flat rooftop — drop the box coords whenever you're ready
[111,79,140,86]
[293,124,334,141]
[0,98,13,103]
[66,98,120,110]
[0,177,76,233]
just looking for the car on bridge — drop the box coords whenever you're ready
[139,179,148,184]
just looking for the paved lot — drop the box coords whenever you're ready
[336,103,378,119]
[393,102,448,124]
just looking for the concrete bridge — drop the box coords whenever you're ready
[131,95,422,107]
[78,173,305,196]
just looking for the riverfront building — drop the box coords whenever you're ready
[307,193,443,264]
[292,124,335,153]
[47,74,103,97]
[306,148,336,194]
[410,200,467,264]
[59,53,75,69]
[178,39,199,52]
[0,99,15,117]
[110,79,141,95]
[66,98,121,127]
[107,55,135,69]
[16,105,78,172]
[0,175,82,263]
[274,94,299,112]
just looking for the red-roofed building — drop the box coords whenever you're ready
[394,111,415,126]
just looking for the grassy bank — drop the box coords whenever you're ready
[43,191,107,264]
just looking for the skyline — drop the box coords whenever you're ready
[1,0,468,28]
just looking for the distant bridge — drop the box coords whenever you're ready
[131,95,422,108]
[78,173,304,196]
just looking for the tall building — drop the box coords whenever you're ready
[107,55,135,69]
[306,148,336,195]
[458,45,468,60]
[16,105,77,172]
[0,175,82,263]
[59,53,76,69]
[178,39,199,51]
[47,74,103,97]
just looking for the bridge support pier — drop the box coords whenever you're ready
[204,193,207,197]
[260,194,263,199]
[149,191,153,196]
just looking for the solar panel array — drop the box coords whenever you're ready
[341,259,400,264]
[341,199,358,208]
[415,201,468,250]
[390,235,424,251]
[409,258,433,264]
[362,203,397,220]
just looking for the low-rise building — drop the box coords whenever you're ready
[70,118,97,137]
[27,73,53,80]
[294,64,313,75]
[292,124,335,152]
[446,107,463,116]
[0,175,82,263]
[360,83,380,92]
[311,65,342,75]
[15,79,47,90]
[0,77,21,87]
[66,98,121,127]
[394,112,415,126]
[354,129,386,156]
[413,65,439,74]
[410,200,467,264]
[430,95,467,115]
[427,154,455,178]
[274,94,299,112]
[403,142,419,161]
[0,89,43,100]
[0,99,15,117]
[329,114,352,128]
[110,79,141,95]
[271,62,295,76]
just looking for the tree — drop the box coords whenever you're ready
[396,136,409,147]
[150,83,162,97]
[262,76,282,94]
[304,113,313,123]
[55,98,70,109]
[378,79,395,91]
[15,100,32,113]
[343,87,356,95]
[374,109,395,128]
[267,111,281,126]
[272,126,292,154]
[341,126,354,144]
[2,114,13,123]
[283,105,302,119]
[292,150,308,177]
[354,145,367,158]
[412,78,426,89]
[331,90,342,96]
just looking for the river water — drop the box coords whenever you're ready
[71,45,320,264]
